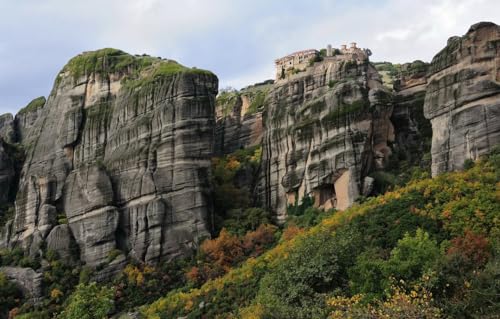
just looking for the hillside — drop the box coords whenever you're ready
[143,150,500,318]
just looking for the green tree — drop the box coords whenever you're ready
[385,229,441,284]
[58,282,114,319]
[257,227,362,318]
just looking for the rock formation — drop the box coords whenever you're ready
[214,81,271,155]
[0,49,218,270]
[260,54,394,220]
[0,266,43,304]
[392,61,432,163]
[0,141,15,207]
[424,22,500,176]
[1,21,500,273]
[0,114,16,207]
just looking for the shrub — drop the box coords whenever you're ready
[256,227,362,318]
[222,208,272,236]
[58,283,114,319]
[463,158,475,170]
[384,229,441,285]
[242,224,278,257]
[329,281,442,319]
[286,206,332,228]
[114,259,190,311]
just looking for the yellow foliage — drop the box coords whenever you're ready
[142,158,500,318]
[239,303,265,319]
[50,288,63,300]
[328,282,442,319]
[225,156,241,171]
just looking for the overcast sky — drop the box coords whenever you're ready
[0,0,499,114]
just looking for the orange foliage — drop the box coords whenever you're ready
[282,225,305,241]
[186,226,278,286]
[225,156,241,171]
[201,228,244,272]
[8,308,19,319]
[242,224,277,257]
[185,266,203,284]
[447,230,491,266]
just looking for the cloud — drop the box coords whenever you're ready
[0,0,499,114]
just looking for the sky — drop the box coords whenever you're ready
[0,0,499,114]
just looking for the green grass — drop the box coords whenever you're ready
[60,48,214,89]
[17,96,46,115]
[121,59,213,91]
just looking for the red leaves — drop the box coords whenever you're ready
[447,230,491,266]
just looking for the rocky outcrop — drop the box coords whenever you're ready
[215,82,271,155]
[392,61,432,163]
[260,55,394,219]
[0,115,15,206]
[0,266,43,304]
[16,97,46,146]
[0,114,15,143]
[424,22,500,176]
[1,49,218,270]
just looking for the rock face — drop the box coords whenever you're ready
[0,113,15,143]
[0,266,43,304]
[0,140,15,206]
[0,115,16,207]
[260,55,394,219]
[424,22,500,176]
[1,49,218,269]
[215,82,271,155]
[392,61,432,163]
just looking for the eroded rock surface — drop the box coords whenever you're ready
[392,61,432,163]
[0,266,43,304]
[424,22,500,175]
[215,82,271,155]
[260,55,394,219]
[1,49,218,270]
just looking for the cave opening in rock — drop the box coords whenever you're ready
[313,184,336,210]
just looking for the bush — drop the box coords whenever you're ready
[222,208,272,236]
[463,158,475,170]
[256,228,362,318]
[0,248,40,269]
[384,229,441,285]
[329,281,442,319]
[58,283,114,319]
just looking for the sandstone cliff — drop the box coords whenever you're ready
[0,49,218,270]
[260,55,394,220]
[424,22,500,176]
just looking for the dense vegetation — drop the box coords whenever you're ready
[58,48,213,89]
[2,147,499,318]
[142,149,500,318]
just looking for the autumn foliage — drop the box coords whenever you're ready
[187,225,277,285]
[446,230,491,267]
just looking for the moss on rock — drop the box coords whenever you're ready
[17,96,46,115]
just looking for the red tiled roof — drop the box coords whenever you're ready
[275,49,318,63]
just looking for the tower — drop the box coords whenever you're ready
[326,44,332,57]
